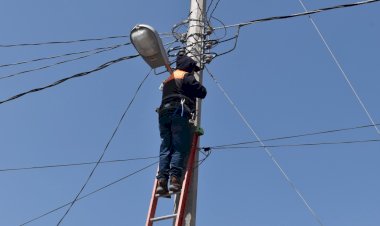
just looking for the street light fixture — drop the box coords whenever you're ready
[130,24,171,71]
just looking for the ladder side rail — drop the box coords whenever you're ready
[174,134,199,226]
[146,167,160,226]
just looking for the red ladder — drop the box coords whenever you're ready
[146,131,201,226]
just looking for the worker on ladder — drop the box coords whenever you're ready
[156,55,207,195]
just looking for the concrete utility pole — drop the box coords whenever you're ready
[175,0,206,225]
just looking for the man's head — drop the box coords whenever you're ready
[176,55,200,73]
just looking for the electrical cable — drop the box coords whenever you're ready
[0,33,172,48]
[1,38,174,80]
[296,0,380,135]
[213,26,240,58]
[0,43,129,81]
[194,0,203,14]
[206,0,223,36]
[208,15,228,41]
[193,0,211,28]
[208,138,380,151]
[0,125,374,172]
[193,152,212,171]
[4,122,378,173]
[170,12,236,62]
[20,152,211,226]
[0,35,130,48]
[0,156,158,173]
[160,33,177,39]
[205,123,380,149]
[0,42,129,69]
[205,66,325,226]
[20,161,158,226]
[0,39,179,104]
[208,0,221,20]
[9,1,379,224]
[55,69,151,225]
[214,0,380,30]
[0,54,139,105]
[206,0,215,15]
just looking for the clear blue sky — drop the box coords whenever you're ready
[0,0,379,225]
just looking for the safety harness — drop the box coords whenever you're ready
[158,70,196,118]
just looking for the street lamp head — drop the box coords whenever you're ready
[130,24,170,69]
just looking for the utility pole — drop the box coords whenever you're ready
[174,0,206,225]
[134,2,208,225]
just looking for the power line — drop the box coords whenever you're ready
[4,122,378,173]
[205,66,325,226]
[212,26,241,58]
[206,0,215,15]
[20,153,211,226]
[0,42,129,69]
[55,69,151,226]
[11,139,375,224]
[208,13,228,40]
[196,151,212,169]
[208,138,380,151]
[208,0,221,20]
[4,125,380,172]
[1,39,177,81]
[160,33,176,38]
[0,43,129,81]
[0,35,130,48]
[205,123,380,149]
[20,161,158,226]
[0,54,139,105]
[296,0,380,135]
[0,156,158,173]
[0,33,173,48]
[201,0,380,65]
[214,0,380,30]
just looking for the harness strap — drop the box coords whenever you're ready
[180,98,185,117]
[162,94,195,106]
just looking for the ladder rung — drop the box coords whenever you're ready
[151,213,177,222]
[155,193,171,198]
[155,191,181,198]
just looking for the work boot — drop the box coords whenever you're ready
[169,176,182,192]
[156,178,168,195]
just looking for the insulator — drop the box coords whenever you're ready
[204,40,217,49]
[205,26,214,36]
[180,33,187,43]
[205,43,212,49]
[177,48,186,56]
[203,54,213,64]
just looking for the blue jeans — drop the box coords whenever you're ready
[157,110,193,180]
